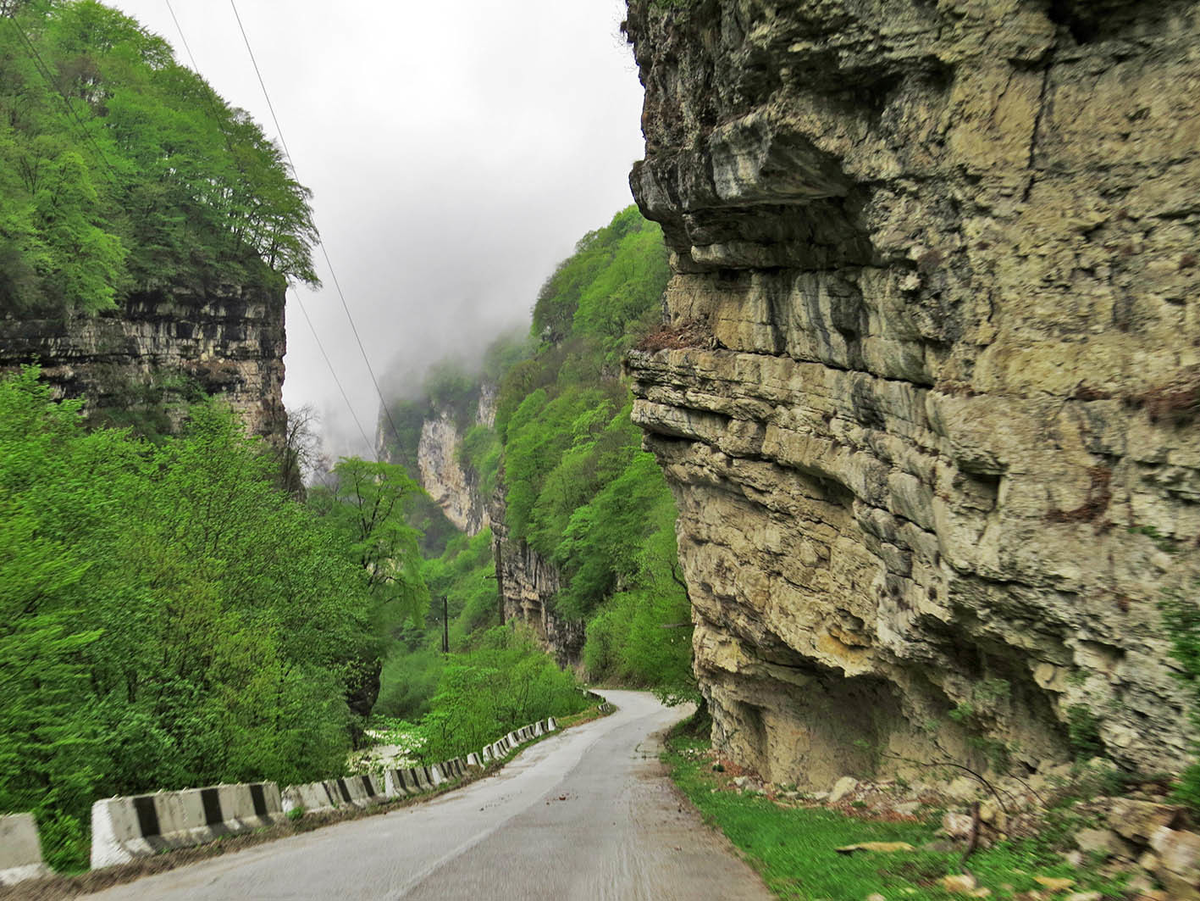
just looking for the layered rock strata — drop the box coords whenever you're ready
[624,0,1200,787]
[491,480,585,669]
[0,285,286,440]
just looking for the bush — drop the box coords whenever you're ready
[0,368,378,869]
[419,626,587,761]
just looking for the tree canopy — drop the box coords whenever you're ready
[0,0,317,314]
[0,368,393,869]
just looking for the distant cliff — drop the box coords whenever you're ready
[490,471,586,669]
[0,284,286,441]
[625,0,1198,787]
[416,385,496,536]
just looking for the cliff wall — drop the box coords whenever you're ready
[0,285,286,441]
[406,382,584,666]
[624,0,1200,787]
[491,486,586,669]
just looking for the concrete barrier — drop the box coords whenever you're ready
[466,753,480,768]
[91,782,286,869]
[281,775,384,816]
[384,768,420,797]
[546,717,557,731]
[0,813,50,886]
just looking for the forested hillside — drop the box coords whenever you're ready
[0,1,412,873]
[0,370,429,869]
[0,0,316,314]
[380,206,695,714]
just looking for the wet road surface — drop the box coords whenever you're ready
[88,690,773,900]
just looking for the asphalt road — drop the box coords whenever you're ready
[88,690,774,901]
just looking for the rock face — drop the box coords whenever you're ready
[415,386,497,536]
[0,285,286,441]
[491,477,586,669]
[418,416,490,536]
[624,0,1200,787]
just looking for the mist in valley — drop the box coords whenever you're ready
[105,0,646,459]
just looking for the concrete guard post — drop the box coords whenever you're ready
[282,775,385,816]
[466,753,481,768]
[546,717,557,731]
[410,767,431,792]
[0,813,50,886]
[384,768,416,797]
[91,783,286,869]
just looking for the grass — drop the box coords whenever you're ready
[664,734,1128,900]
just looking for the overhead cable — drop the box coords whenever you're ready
[227,0,407,459]
[164,0,376,460]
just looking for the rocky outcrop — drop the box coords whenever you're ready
[417,414,490,536]
[491,476,585,669]
[413,386,497,536]
[0,285,286,440]
[624,0,1199,788]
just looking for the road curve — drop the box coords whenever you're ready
[87,690,773,901]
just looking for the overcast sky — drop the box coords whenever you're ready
[106,0,646,458]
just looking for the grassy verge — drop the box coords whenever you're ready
[664,729,1127,901]
[2,704,616,901]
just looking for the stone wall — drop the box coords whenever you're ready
[624,0,1199,787]
[0,285,286,441]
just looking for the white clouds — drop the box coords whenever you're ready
[105,0,644,457]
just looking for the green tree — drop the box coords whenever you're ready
[0,369,380,869]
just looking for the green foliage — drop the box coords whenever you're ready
[376,529,498,719]
[531,206,668,363]
[308,457,430,632]
[418,626,587,762]
[0,368,382,870]
[1160,585,1200,810]
[664,734,1125,900]
[0,1,317,314]
[1065,704,1104,760]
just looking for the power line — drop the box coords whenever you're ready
[291,289,375,456]
[227,0,407,461]
[3,10,121,184]
[162,1,376,460]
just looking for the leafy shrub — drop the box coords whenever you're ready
[418,626,587,761]
[0,369,381,869]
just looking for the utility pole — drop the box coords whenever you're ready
[442,595,449,655]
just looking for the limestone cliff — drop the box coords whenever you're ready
[490,473,586,669]
[0,285,286,441]
[404,381,584,666]
[413,385,496,536]
[624,0,1199,787]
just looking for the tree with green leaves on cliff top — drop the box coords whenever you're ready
[0,0,317,314]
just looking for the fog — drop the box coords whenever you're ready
[105,0,646,458]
